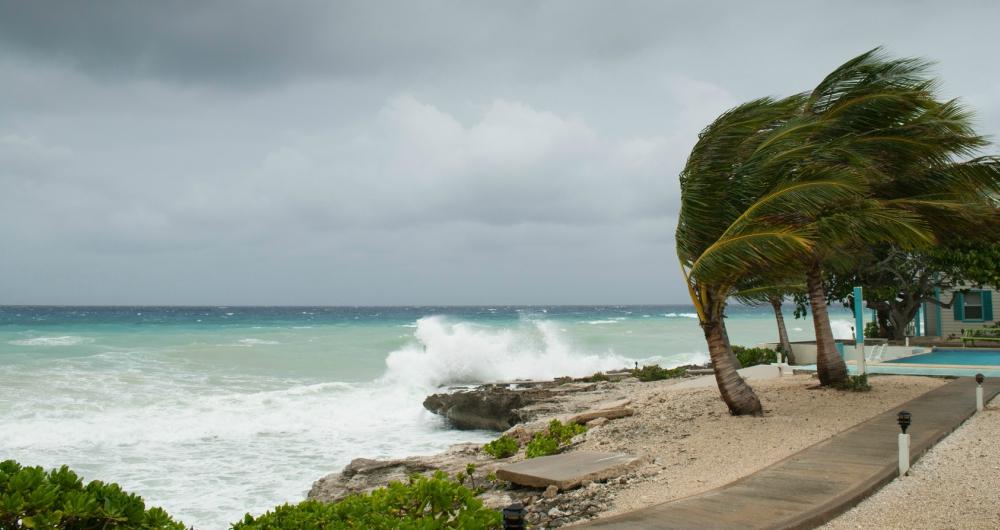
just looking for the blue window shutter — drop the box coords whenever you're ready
[985,291,994,322]
[954,292,965,321]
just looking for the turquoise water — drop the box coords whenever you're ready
[888,349,1000,366]
[0,305,852,528]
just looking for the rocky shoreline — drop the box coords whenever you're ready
[308,368,697,527]
[308,371,947,528]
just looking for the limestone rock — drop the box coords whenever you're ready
[307,443,494,503]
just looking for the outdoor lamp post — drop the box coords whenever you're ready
[503,503,526,530]
[897,411,911,476]
[976,373,985,412]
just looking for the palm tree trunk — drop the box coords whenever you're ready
[806,260,848,385]
[770,297,795,364]
[703,319,762,416]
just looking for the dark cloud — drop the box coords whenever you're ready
[0,1,998,304]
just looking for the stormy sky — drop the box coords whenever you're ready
[2,1,998,305]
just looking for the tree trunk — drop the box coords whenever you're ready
[806,260,848,386]
[703,319,762,416]
[770,297,795,364]
[888,295,920,342]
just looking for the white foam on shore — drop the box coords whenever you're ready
[383,316,632,388]
[9,336,93,346]
[664,313,699,319]
[236,338,280,346]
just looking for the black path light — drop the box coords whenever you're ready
[897,411,911,434]
[502,502,526,530]
[897,410,911,476]
[976,373,985,412]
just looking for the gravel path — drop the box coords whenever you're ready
[823,395,1000,530]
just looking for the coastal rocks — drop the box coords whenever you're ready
[523,480,615,528]
[308,443,495,503]
[422,385,555,431]
[423,380,621,431]
[564,398,634,425]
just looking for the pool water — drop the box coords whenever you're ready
[888,349,1000,366]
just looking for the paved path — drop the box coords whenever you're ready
[582,376,999,529]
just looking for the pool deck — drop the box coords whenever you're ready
[581,376,999,529]
[796,360,1000,378]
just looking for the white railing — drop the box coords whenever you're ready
[864,339,889,363]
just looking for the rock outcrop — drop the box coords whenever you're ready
[308,443,500,503]
[422,381,624,431]
[422,385,555,431]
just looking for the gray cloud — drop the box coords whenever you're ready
[0,1,998,304]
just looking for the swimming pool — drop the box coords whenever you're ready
[888,349,1000,366]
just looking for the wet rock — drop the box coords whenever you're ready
[308,443,494,502]
[423,386,550,431]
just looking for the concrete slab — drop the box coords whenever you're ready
[495,451,642,490]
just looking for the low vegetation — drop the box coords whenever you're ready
[732,345,777,368]
[836,374,872,392]
[0,460,187,530]
[525,419,587,459]
[632,364,687,382]
[1,460,501,530]
[482,435,519,459]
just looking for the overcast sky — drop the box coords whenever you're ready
[1,1,998,305]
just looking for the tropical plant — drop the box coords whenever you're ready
[482,435,519,459]
[732,345,778,367]
[678,48,996,399]
[0,460,187,530]
[525,420,586,458]
[632,364,686,382]
[234,471,501,529]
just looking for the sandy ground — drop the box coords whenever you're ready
[822,394,1000,530]
[574,373,947,519]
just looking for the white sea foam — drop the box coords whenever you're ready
[236,338,280,346]
[584,319,620,325]
[383,316,631,388]
[664,313,699,319]
[8,336,93,346]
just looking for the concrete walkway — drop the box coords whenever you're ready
[582,377,999,529]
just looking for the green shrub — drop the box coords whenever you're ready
[581,371,610,382]
[0,460,187,530]
[234,471,501,529]
[864,321,881,339]
[836,374,872,392]
[632,364,686,382]
[732,345,777,367]
[525,420,587,458]
[482,435,519,458]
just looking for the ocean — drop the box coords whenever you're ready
[0,305,853,528]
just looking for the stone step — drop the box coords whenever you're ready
[496,451,643,490]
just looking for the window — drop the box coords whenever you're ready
[964,291,984,320]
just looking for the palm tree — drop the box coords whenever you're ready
[676,96,867,415]
[769,297,795,363]
[787,49,996,384]
[733,281,801,364]
[678,48,998,410]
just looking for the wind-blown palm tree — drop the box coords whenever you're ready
[782,49,997,384]
[676,96,868,415]
[677,49,991,407]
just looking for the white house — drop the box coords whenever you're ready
[922,287,996,339]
